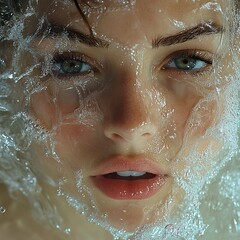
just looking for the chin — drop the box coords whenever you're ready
[93,195,167,232]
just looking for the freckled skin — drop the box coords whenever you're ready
[0,0,237,239]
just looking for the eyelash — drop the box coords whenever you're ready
[50,50,213,81]
[51,52,99,79]
[162,49,213,77]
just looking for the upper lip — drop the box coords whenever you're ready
[91,155,167,176]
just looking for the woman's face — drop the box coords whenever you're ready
[16,0,235,233]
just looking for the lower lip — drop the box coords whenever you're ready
[92,175,167,200]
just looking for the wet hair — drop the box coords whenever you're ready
[73,0,94,35]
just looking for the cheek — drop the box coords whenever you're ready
[52,86,80,115]
[29,88,101,170]
[30,84,82,129]
[171,100,224,178]
[53,124,100,170]
[158,78,222,164]
[166,77,221,138]
[164,80,199,139]
[30,89,57,129]
[29,143,61,181]
[189,100,221,136]
[55,125,92,152]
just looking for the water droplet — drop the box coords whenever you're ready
[165,224,175,234]
[64,228,71,234]
[0,206,6,214]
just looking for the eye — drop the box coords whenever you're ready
[166,56,207,70]
[49,52,104,95]
[162,50,213,73]
[59,59,91,74]
[51,52,98,78]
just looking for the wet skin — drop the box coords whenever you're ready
[11,0,235,238]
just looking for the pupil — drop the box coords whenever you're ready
[175,57,196,70]
[62,60,83,74]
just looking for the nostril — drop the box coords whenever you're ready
[108,131,153,142]
[104,124,157,142]
[142,133,151,137]
[111,133,124,141]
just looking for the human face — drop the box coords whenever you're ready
[16,0,236,233]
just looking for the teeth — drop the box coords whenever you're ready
[116,171,146,177]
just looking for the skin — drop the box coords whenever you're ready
[0,0,237,239]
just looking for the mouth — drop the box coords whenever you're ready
[104,171,156,180]
[91,156,168,200]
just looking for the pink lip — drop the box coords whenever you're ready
[91,155,168,200]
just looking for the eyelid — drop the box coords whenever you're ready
[51,51,102,78]
[161,49,213,70]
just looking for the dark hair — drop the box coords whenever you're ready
[73,0,94,36]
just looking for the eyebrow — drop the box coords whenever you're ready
[36,23,110,48]
[152,22,223,48]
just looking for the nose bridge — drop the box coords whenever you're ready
[114,72,147,127]
[104,68,157,142]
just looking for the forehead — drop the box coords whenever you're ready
[36,0,227,45]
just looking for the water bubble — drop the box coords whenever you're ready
[64,228,71,234]
[165,224,175,234]
[56,224,60,229]
[0,206,6,214]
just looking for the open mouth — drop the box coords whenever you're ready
[103,171,156,180]
[91,155,168,200]
[92,173,167,200]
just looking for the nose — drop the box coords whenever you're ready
[104,122,157,143]
[103,70,158,143]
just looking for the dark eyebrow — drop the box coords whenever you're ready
[152,22,223,48]
[36,23,110,48]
